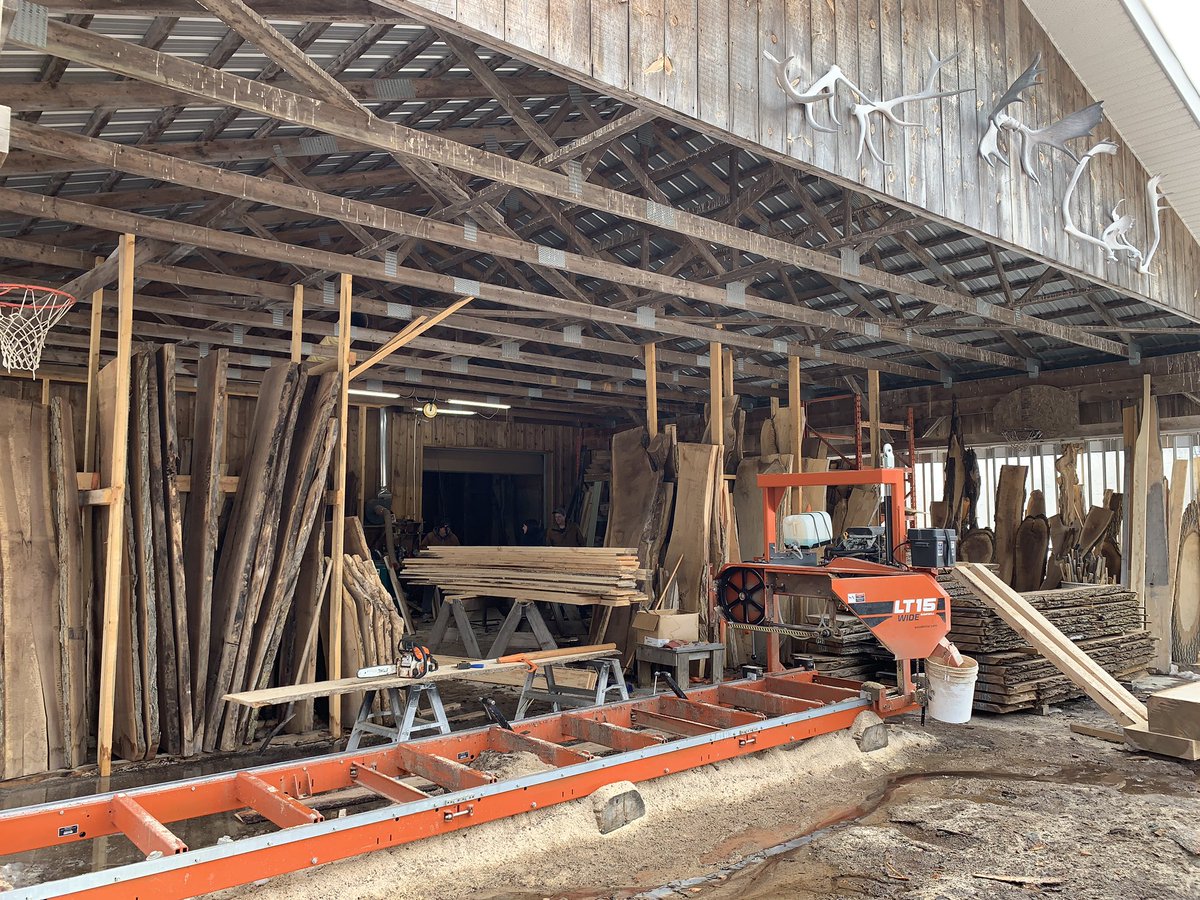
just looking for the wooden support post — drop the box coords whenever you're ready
[868,369,881,468]
[40,377,51,404]
[290,284,303,364]
[709,340,723,446]
[722,349,734,398]
[83,257,104,467]
[788,356,803,515]
[96,233,136,777]
[356,405,366,520]
[643,342,658,439]
[329,273,352,737]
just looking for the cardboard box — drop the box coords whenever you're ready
[632,610,699,645]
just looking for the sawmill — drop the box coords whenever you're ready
[0,0,1199,896]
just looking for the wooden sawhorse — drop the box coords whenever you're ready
[427,595,560,658]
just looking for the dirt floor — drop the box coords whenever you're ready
[190,698,1198,900]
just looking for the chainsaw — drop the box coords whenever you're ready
[357,640,439,679]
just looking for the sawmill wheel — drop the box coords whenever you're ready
[717,566,767,625]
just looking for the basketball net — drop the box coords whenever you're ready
[0,284,76,376]
[1001,428,1042,456]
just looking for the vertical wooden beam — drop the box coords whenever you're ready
[356,405,367,520]
[788,355,803,515]
[96,233,136,777]
[290,284,304,364]
[40,378,51,405]
[643,342,658,439]
[709,340,723,446]
[83,258,104,468]
[328,273,352,737]
[868,369,881,467]
[722,349,734,397]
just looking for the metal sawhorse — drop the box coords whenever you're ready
[346,683,451,750]
[514,657,628,719]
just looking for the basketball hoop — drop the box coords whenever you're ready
[0,283,76,376]
[1001,428,1042,455]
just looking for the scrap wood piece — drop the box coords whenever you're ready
[1055,444,1085,530]
[993,465,1028,586]
[182,348,227,746]
[958,527,994,563]
[972,873,1063,887]
[952,564,1148,728]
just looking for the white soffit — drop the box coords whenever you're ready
[1024,0,1200,245]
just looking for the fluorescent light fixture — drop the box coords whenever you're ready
[447,398,512,410]
[411,406,475,416]
[348,388,401,399]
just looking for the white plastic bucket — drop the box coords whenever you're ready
[925,655,978,724]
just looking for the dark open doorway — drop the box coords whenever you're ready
[422,448,546,546]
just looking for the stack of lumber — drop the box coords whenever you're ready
[583,447,611,482]
[792,614,879,679]
[942,573,1154,713]
[400,546,645,606]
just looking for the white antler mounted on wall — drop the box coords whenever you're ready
[1062,140,1166,275]
[850,50,973,165]
[763,51,866,133]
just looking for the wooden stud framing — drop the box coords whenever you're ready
[868,369,882,468]
[96,233,136,777]
[709,340,723,447]
[82,258,105,467]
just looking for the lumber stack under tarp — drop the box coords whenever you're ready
[944,570,1153,716]
[400,546,645,606]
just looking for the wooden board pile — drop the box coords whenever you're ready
[791,614,879,679]
[940,573,1154,713]
[400,546,645,606]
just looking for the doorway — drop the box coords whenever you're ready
[422,448,546,546]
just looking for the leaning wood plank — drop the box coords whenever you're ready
[217,367,308,749]
[145,351,181,756]
[182,348,227,747]
[1011,514,1049,593]
[225,648,620,708]
[49,399,87,769]
[1129,381,1150,617]
[1144,401,1171,672]
[733,455,792,562]
[97,361,144,763]
[993,465,1028,586]
[1171,502,1200,666]
[0,398,57,776]
[663,444,719,616]
[129,352,160,758]
[205,362,299,750]
[953,564,1147,727]
[284,535,325,735]
[236,376,338,743]
[1166,458,1190,615]
[157,345,194,756]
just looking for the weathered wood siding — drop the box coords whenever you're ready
[395,0,1200,321]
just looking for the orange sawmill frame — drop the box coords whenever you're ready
[0,669,910,899]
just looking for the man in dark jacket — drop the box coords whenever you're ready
[546,507,584,547]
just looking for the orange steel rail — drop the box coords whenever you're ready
[0,669,905,899]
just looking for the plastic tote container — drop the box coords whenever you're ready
[925,655,979,724]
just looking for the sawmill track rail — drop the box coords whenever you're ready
[0,669,899,899]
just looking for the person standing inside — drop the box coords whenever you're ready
[421,520,460,548]
[546,507,584,547]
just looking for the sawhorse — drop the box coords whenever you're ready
[515,657,628,719]
[346,682,451,750]
[428,595,560,658]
